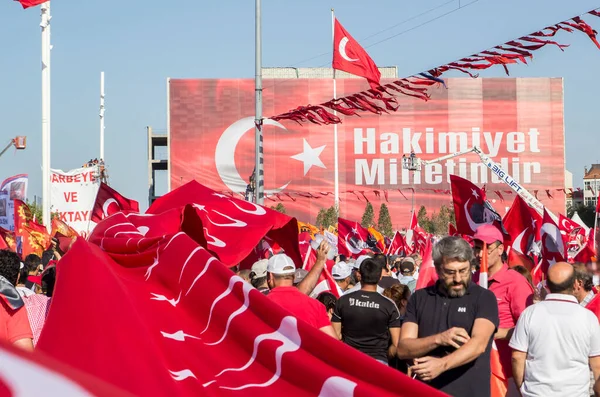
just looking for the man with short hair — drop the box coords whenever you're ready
[510,262,600,397]
[473,224,533,394]
[332,258,401,364]
[573,262,595,307]
[343,255,385,295]
[266,254,337,338]
[0,250,33,351]
[397,236,498,397]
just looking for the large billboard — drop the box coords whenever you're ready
[169,78,565,227]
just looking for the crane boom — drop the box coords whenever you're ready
[416,146,550,218]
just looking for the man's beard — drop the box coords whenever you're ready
[442,278,470,298]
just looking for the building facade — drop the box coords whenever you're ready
[583,164,600,207]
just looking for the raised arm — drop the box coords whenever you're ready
[296,242,329,296]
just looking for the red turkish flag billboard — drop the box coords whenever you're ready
[169,78,565,226]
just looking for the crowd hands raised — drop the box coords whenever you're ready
[235,225,600,397]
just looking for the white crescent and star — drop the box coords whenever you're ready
[541,222,565,257]
[216,117,327,193]
[339,37,359,62]
[102,198,119,217]
[464,198,491,232]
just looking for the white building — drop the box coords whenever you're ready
[583,165,600,207]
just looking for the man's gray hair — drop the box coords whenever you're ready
[432,236,474,270]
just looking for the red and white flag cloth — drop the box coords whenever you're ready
[36,193,443,396]
[450,175,504,237]
[386,231,407,255]
[148,181,301,268]
[0,340,132,396]
[91,183,140,223]
[332,18,381,89]
[14,0,48,9]
[533,208,565,285]
[415,239,437,290]
[337,218,370,258]
[502,196,541,271]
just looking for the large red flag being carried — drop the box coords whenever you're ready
[332,18,381,89]
[337,218,370,258]
[91,182,140,223]
[36,183,443,397]
[503,196,541,271]
[450,175,504,237]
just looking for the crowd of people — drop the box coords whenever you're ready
[3,223,600,396]
[235,224,600,397]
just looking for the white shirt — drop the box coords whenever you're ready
[509,293,600,397]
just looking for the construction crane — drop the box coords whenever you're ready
[402,146,554,220]
[0,137,26,158]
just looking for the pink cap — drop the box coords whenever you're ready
[473,224,503,245]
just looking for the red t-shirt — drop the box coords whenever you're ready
[485,264,534,379]
[267,286,331,329]
[586,293,600,323]
[0,300,33,344]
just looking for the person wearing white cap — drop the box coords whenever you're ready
[266,254,337,339]
[309,262,352,299]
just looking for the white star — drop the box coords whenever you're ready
[291,139,326,176]
[471,189,479,199]
[351,227,358,235]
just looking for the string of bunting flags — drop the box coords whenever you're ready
[220,186,582,203]
[270,8,600,126]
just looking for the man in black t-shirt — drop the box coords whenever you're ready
[397,236,499,397]
[332,258,401,364]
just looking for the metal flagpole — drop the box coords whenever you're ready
[254,0,264,205]
[41,2,51,231]
[332,9,339,209]
[100,71,105,161]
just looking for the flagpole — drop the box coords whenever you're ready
[41,2,51,232]
[254,0,264,205]
[100,71,105,161]
[331,9,339,210]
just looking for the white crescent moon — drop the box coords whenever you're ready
[345,234,362,255]
[215,117,290,195]
[464,198,490,232]
[512,227,528,255]
[102,198,119,217]
[339,37,359,62]
[541,222,564,257]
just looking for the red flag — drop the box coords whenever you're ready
[448,223,458,236]
[502,196,541,271]
[0,340,132,396]
[15,0,48,9]
[533,208,565,285]
[386,231,407,255]
[148,181,301,268]
[91,183,140,223]
[332,18,381,89]
[337,218,370,258]
[415,239,437,290]
[37,203,443,396]
[450,175,504,236]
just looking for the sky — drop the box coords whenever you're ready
[0,0,599,211]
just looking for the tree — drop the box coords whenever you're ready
[416,205,432,233]
[567,203,595,228]
[316,205,339,229]
[361,202,375,228]
[429,205,456,235]
[270,203,287,215]
[377,203,393,237]
[26,200,43,224]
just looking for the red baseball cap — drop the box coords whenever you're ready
[473,224,503,245]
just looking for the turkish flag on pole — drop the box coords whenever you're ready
[37,191,444,396]
[332,18,381,89]
[91,183,140,223]
[337,218,370,258]
[14,0,48,9]
[415,238,437,290]
[450,175,504,237]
